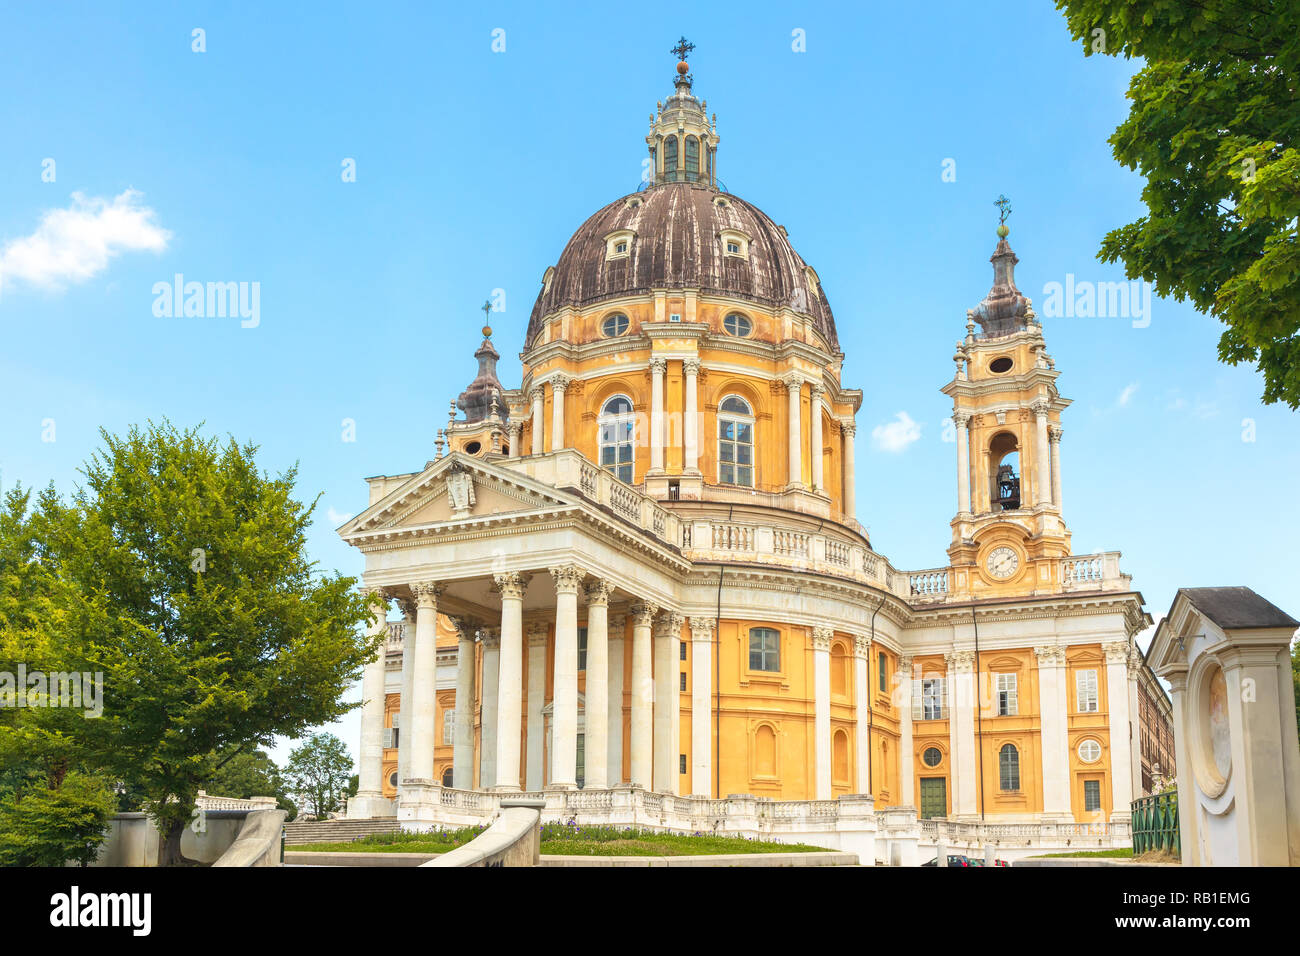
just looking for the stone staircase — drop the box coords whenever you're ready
[283,818,401,846]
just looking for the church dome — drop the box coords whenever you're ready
[525,182,838,351]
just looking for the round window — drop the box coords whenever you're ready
[1077,739,1101,763]
[989,356,1014,373]
[723,313,752,337]
[387,770,398,788]
[922,747,942,768]
[463,441,482,455]
[602,313,630,337]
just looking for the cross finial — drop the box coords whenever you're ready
[671,37,694,62]
[481,298,494,337]
[994,194,1012,225]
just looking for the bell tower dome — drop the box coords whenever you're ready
[942,200,1071,590]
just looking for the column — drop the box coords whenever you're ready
[1127,645,1143,798]
[507,420,522,459]
[396,599,416,790]
[550,377,570,451]
[649,358,666,473]
[947,650,978,818]
[896,653,914,806]
[683,358,701,474]
[629,602,657,788]
[812,627,833,799]
[810,384,826,495]
[1104,641,1134,820]
[529,387,544,455]
[450,616,478,789]
[1032,399,1052,507]
[1164,670,1199,861]
[407,581,442,786]
[525,622,548,791]
[688,618,713,796]
[1035,645,1070,817]
[549,565,584,789]
[954,411,972,515]
[584,580,615,790]
[841,421,857,519]
[607,612,626,784]
[478,628,500,790]
[493,571,529,790]
[653,611,684,794]
[355,590,390,809]
[1049,425,1063,509]
[785,376,803,489]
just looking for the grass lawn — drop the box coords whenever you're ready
[1027,848,1134,859]
[292,824,832,857]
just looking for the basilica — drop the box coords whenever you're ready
[339,48,1174,843]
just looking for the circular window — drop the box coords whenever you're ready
[602,313,630,337]
[463,441,482,455]
[989,356,1014,373]
[1077,739,1101,763]
[387,770,398,788]
[723,313,752,337]
[922,747,943,768]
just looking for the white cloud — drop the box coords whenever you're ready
[871,411,922,453]
[1117,382,1139,407]
[0,189,170,295]
[327,507,353,526]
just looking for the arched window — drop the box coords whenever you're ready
[748,627,779,672]
[663,135,678,177]
[599,395,635,483]
[685,136,700,180]
[989,432,1020,511]
[441,767,454,787]
[999,743,1020,791]
[718,395,754,487]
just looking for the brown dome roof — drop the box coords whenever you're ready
[525,182,838,351]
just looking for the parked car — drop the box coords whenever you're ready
[922,854,972,867]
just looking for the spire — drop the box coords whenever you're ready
[971,195,1031,334]
[646,38,719,187]
[455,302,508,424]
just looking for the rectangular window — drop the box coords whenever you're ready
[1083,779,1101,812]
[1077,669,1098,712]
[913,677,948,720]
[680,641,687,661]
[878,652,888,693]
[748,627,780,672]
[680,754,687,774]
[578,627,588,672]
[680,672,687,692]
[995,673,1018,716]
[442,709,455,745]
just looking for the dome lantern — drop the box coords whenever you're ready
[647,38,719,187]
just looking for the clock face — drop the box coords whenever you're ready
[985,546,1020,580]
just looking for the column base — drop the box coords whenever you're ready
[347,792,396,819]
[395,782,442,825]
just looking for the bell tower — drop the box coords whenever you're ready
[942,201,1071,592]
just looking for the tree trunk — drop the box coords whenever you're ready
[158,818,200,867]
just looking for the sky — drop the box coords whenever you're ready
[2,1,1297,768]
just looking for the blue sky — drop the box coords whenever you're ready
[2,2,1296,766]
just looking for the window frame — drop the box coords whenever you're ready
[748,626,780,673]
[723,312,752,337]
[878,652,889,694]
[598,394,636,483]
[999,743,1020,792]
[995,672,1018,716]
[1076,669,1099,713]
[921,746,943,768]
[1083,778,1102,812]
[913,676,948,721]
[578,626,588,672]
[717,394,755,488]
[1077,738,1101,763]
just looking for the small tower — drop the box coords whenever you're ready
[942,199,1071,591]
[646,38,720,187]
[445,303,510,458]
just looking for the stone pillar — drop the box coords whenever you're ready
[812,627,833,799]
[1164,669,1199,858]
[785,376,803,489]
[584,580,615,790]
[896,653,914,806]
[1032,399,1052,508]
[529,387,544,456]
[1035,645,1071,817]
[649,358,666,473]
[1049,425,1063,510]
[954,411,972,515]
[550,377,570,451]
[1128,645,1143,798]
[841,421,857,519]
[689,617,714,796]
[407,582,442,786]
[396,599,417,791]
[507,420,522,459]
[525,622,548,791]
[629,602,658,788]
[653,611,684,794]
[450,616,478,789]
[478,627,500,790]
[809,384,826,494]
[607,612,627,784]
[493,571,529,791]
[948,650,978,818]
[548,565,584,789]
[683,358,701,474]
[355,590,390,811]
[1104,641,1134,821]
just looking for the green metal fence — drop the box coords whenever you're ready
[1131,791,1179,856]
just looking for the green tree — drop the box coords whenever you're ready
[1055,0,1300,407]
[208,747,298,820]
[285,733,354,820]
[37,421,382,864]
[0,772,117,867]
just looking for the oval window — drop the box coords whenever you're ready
[464,441,482,455]
[922,747,943,768]
[989,356,1014,373]
[723,313,752,337]
[602,313,630,337]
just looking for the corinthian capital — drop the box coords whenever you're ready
[584,579,616,606]
[688,617,715,643]
[649,357,668,375]
[683,358,701,376]
[654,611,685,638]
[411,581,442,608]
[629,602,659,628]
[492,571,530,601]
[811,626,833,651]
[840,419,857,437]
[549,564,586,594]
[1030,399,1051,418]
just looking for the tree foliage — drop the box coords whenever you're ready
[1055,0,1300,406]
[285,733,354,820]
